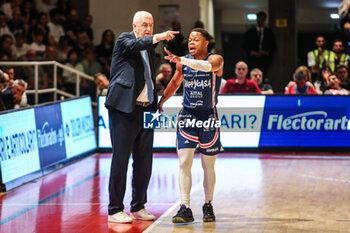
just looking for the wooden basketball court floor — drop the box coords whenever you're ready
[1,152,350,233]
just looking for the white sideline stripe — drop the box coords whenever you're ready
[143,159,228,233]
[300,174,350,184]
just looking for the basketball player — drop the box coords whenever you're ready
[158,28,224,223]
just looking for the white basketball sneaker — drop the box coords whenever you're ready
[108,211,133,223]
[130,208,156,221]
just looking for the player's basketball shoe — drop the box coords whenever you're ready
[202,201,215,222]
[172,204,194,223]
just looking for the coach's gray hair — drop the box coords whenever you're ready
[133,11,153,24]
[13,79,27,89]
[339,0,350,17]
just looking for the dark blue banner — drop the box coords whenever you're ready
[35,104,66,167]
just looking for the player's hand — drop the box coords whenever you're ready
[157,101,164,112]
[164,47,181,63]
[155,31,179,41]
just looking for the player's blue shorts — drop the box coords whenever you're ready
[177,107,224,155]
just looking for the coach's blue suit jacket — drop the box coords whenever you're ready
[105,31,157,113]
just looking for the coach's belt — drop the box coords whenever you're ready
[136,101,151,107]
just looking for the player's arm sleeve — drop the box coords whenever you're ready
[180,57,212,72]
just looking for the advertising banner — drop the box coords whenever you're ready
[61,97,96,158]
[0,109,40,183]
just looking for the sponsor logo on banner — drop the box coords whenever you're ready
[35,104,66,168]
[61,97,96,158]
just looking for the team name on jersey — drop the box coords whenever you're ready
[183,78,211,90]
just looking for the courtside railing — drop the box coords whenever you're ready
[0,61,97,106]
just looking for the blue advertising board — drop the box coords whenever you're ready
[35,103,66,168]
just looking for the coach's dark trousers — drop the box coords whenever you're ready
[107,105,154,215]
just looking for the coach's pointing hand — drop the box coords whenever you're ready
[155,31,179,41]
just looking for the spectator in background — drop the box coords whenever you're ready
[94,72,109,96]
[250,68,273,94]
[13,78,28,108]
[81,48,101,100]
[21,0,38,27]
[63,9,83,44]
[156,63,172,92]
[0,72,7,111]
[1,77,26,109]
[335,64,350,89]
[28,28,46,57]
[82,14,93,42]
[243,11,276,78]
[285,70,317,95]
[329,39,348,71]
[47,8,65,46]
[0,11,14,39]
[324,73,350,95]
[56,35,71,61]
[0,34,14,59]
[62,49,84,94]
[56,0,70,18]
[35,0,55,14]
[1,0,22,21]
[339,0,350,55]
[27,12,52,45]
[221,61,261,94]
[315,66,331,94]
[307,36,332,81]
[73,30,91,59]
[96,29,114,76]
[12,32,29,59]
[7,7,28,37]
[3,66,15,85]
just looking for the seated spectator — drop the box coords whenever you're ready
[63,9,83,44]
[27,12,52,45]
[220,61,261,94]
[1,0,22,21]
[156,63,172,92]
[2,66,15,86]
[62,49,84,94]
[324,74,350,95]
[0,34,14,59]
[57,35,72,61]
[47,8,65,46]
[73,30,92,59]
[335,64,350,89]
[13,79,28,109]
[315,66,331,94]
[0,11,14,39]
[94,72,109,96]
[12,32,29,59]
[250,68,274,94]
[28,28,46,57]
[0,72,7,111]
[21,0,38,27]
[82,14,93,41]
[285,65,315,92]
[285,70,317,95]
[7,7,28,37]
[96,29,114,75]
[1,77,26,109]
[35,0,55,14]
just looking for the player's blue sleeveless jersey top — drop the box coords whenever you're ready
[182,53,221,110]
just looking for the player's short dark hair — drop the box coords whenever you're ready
[191,28,210,41]
[294,70,306,81]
